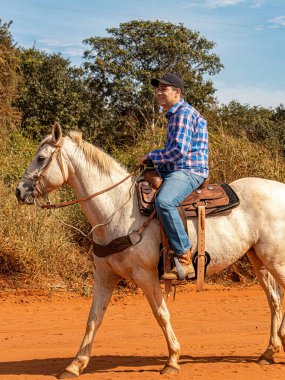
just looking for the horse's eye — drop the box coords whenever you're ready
[37,156,46,163]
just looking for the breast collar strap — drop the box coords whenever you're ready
[93,210,157,257]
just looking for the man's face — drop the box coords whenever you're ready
[156,84,181,110]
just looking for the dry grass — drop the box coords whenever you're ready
[114,125,285,184]
[0,131,118,292]
[209,129,285,183]
[0,181,94,291]
[0,132,94,292]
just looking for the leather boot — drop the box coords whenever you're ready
[161,249,196,280]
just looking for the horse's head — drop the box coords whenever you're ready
[16,123,68,205]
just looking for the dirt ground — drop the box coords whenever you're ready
[0,283,284,380]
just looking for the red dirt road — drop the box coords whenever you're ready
[0,284,284,380]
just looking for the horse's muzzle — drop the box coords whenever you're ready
[15,182,36,205]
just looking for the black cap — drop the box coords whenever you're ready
[151,73,184,92]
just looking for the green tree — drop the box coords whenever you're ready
[219,101,274,141]
[16,48,87,139]
[217,101,285,159]
[0,20,21,138]
[271,104,285,156]
[83,20,223,147]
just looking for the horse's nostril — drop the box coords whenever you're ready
[15,188,21,200]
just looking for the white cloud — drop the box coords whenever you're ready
[38,39,81,48]
[183,0,265,8]
[184,0,246,9]
[37,39,66,47]
[256,14,285,30]
[250,0,265,8]
[63,47,84,57]
[36,39,84,58]
[214,82,285,108]
[255,24,265,30]
[268,16,285,28]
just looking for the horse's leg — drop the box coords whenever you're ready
[134,271,181,374]
[277,308,285,353]
[59,270,120,378]
[247,249,284,365]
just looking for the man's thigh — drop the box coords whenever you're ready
[157,171,203,207]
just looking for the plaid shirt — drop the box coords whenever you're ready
[147,98,209,178]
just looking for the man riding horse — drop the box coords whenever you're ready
[140,73,209,280]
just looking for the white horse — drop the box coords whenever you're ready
[16,124,285,378]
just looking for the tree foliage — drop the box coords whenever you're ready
[8,19,285,158]
[83,20,223,146]
[16,49,87,139]
[217,101,285,156]
[0,20,21,138]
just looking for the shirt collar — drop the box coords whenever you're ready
[166,98,184,118]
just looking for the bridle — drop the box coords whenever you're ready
[23,139,67,203]
[24,137,139,210]
[23,134,157,252]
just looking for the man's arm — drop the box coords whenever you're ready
[147,113,193,163]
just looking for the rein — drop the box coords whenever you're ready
[30,137,140,209]
[27,132,156,257]
[41,170,137,209]
[28,136,155,254]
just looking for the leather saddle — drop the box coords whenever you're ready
[136,167,239,217]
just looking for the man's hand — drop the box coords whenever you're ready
[137,155,148,166]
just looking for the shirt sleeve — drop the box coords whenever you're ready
[147,113,193,163]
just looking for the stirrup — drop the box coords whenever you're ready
[173,256,186,280]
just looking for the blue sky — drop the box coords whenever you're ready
[1,0,284,107]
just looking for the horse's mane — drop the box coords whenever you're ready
[68,131,126,176]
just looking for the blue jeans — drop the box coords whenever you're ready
[155,171,204,256]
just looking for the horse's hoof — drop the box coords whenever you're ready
[58,371,78,379]
[160,365,180,375]
[257,355,274,366]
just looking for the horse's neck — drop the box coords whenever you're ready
[64,142,138,243]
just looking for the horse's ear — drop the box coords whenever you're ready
[52,122,63,146]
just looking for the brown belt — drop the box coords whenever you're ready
[93,210,157,257]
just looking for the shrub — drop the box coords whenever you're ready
[0,131,94,291]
